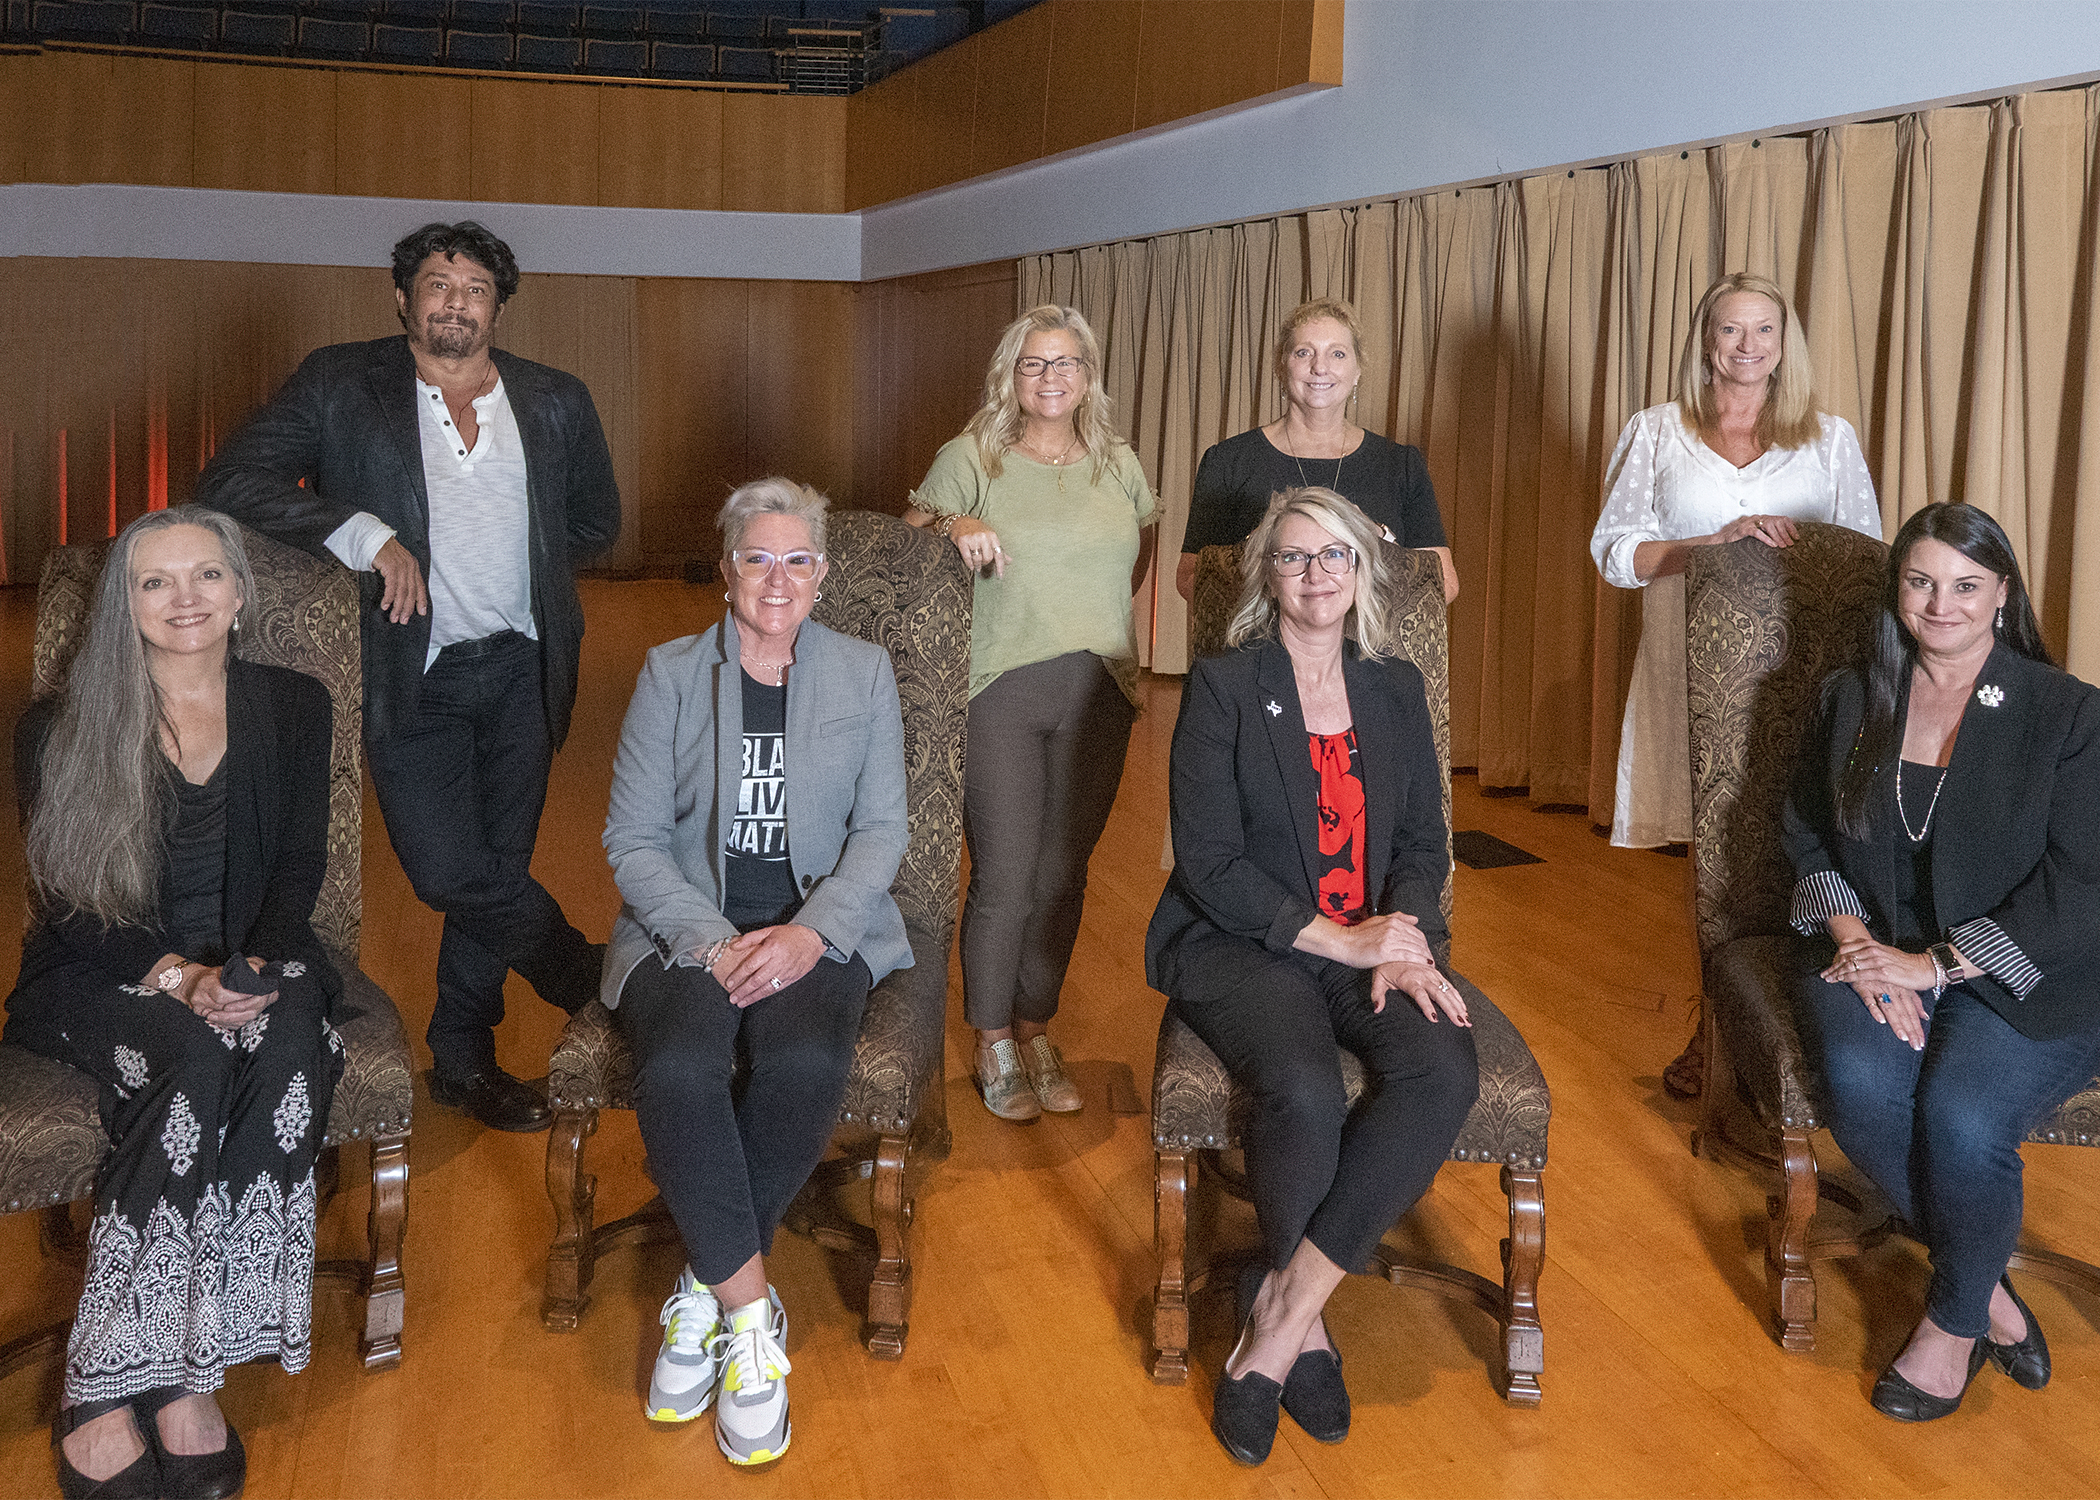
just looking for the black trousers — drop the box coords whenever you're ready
[960,651,1135,1030]
[613,952,871,1287]
[1169,931,1478,1275]
[5,973,342,1401]
[365,631,598,1077]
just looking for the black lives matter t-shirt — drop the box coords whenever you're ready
[723,675,800,929]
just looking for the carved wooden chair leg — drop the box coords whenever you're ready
[1150,1148,1192,1384]
[863,1130,913,1359]
[38,1201,88,1262]
[1499,1165,1545,1406]
[1767,1125,1820,1351]
[542,1106,601,1332]
[359,1132,409,1369]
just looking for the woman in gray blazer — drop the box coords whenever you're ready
[600,478,909,1466]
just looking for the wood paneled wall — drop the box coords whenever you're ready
[0,49,845,211]
[852,260,1023,512]
[0,256,1014,584]
[844,0,1343,209]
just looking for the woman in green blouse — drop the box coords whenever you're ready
[906,305,1157,1122]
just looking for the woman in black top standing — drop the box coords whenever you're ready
[1784,503,2100,1421]
[1178,298,1456,606]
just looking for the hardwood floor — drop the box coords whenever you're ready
[2,577,2096,1498]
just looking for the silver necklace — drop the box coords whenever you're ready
[744,657,791,686]
[1896,763,1948,843]
[1282,426,1345,492]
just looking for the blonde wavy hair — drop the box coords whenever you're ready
[1224,488,1401,660]
[1675,272,1821,450]
[964,305,1124,483]
[1273,297,1368,392]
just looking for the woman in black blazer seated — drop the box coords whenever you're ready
[8,507,341,1500]
[1785,502,2100,1422]
[1146,487,1477,1465]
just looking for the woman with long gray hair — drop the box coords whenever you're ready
[7,506,341,1500]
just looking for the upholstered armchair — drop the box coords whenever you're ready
[0,526,414,1384]
[1148,542,1551,1404]
[1684,524,2100,1351]
[541,510,965,1359]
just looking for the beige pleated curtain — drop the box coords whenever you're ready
[1021,84,2100,820]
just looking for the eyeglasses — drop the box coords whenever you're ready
[729,549,823,581]
[1015,355,1086,378]
[1268,546,1358,577]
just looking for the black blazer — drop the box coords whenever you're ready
[8,659,342,1013]
[1145,636,1449,997]
[1784,644,2100,1039]
[195,335,622,748]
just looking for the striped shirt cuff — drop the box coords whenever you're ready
[1791,870,1869,935]
[1948,918,2044,1000]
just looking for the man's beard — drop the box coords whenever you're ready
[422,317,481,358]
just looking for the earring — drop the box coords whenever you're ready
[813,590,824,602]
[724,591,733,603]
[231,607,242,635]
[1996,605,2005,631]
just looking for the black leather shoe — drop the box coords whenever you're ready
[135,1387,245,1500]
[1987,1274,2050,1390]
[1870,1336,1990,1422]
[1282,1333,1350,1443]
[52,1400,158,1500]
[1211,1367,1283,1465]
[429,1067,552,1132]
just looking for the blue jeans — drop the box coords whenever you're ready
[1797,951,2100,1338]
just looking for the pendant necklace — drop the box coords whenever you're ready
[1896,764,1947,843]
[746,656,791,686]
[1284,424,1345,493]
[1023,432,1081,492]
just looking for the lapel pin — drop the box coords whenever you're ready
[1977,684,2004,708]
[1265,699,1283,717]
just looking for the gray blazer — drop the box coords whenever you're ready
[601,615,912,1009]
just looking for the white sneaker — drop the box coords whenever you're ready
[646,1268,721,1422]
[714,1295,792,1465]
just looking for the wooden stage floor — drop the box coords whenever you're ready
[2,578,2096,1498]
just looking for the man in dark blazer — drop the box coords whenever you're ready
[198,220,621,1131]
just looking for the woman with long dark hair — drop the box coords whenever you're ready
[1784,502,2100,1421]
[8,506,341,1499]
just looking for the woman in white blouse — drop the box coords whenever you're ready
[1590,272,1883,1095]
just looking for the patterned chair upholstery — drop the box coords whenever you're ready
[1685,523,2100,1351]
[1148,543,1551,1405]
[0,525,413,1383]
[541,510,966,1358]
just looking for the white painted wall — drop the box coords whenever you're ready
[860,0,2100,278]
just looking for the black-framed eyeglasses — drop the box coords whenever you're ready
[1015,355,1086,378]
[729,549,823,581]
[1268,545,1358,577]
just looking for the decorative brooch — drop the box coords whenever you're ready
[1266,699,1283,717]
[1977,684,2005,708]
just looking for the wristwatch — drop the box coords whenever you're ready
[155,960,191,995]
[1928,942,1967,985]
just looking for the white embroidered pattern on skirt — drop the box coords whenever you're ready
[114,1045,149,1092]
[161,1093,201,1177]
[65,1169,318,1400]
[272,1074,311,1154]
[239,1014,270,1053]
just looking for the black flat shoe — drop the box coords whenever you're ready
[1282,1331,1350,1443]
[1870,1336,1990,1422]
[429,1066,552,1132]
[150,1423,246,1500]
[1211,1367,1283,1465]
[1987,1274,2051,1390]
[52,1399,158,1500]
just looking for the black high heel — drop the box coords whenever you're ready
[1986,1274,2051,1390]
[51,1399,158,1500]
[136,1388,247,1500]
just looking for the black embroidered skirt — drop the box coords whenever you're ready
[5,971,343,1401]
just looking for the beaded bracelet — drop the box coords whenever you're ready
[932,512,963,541]
[700,937,731,973]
